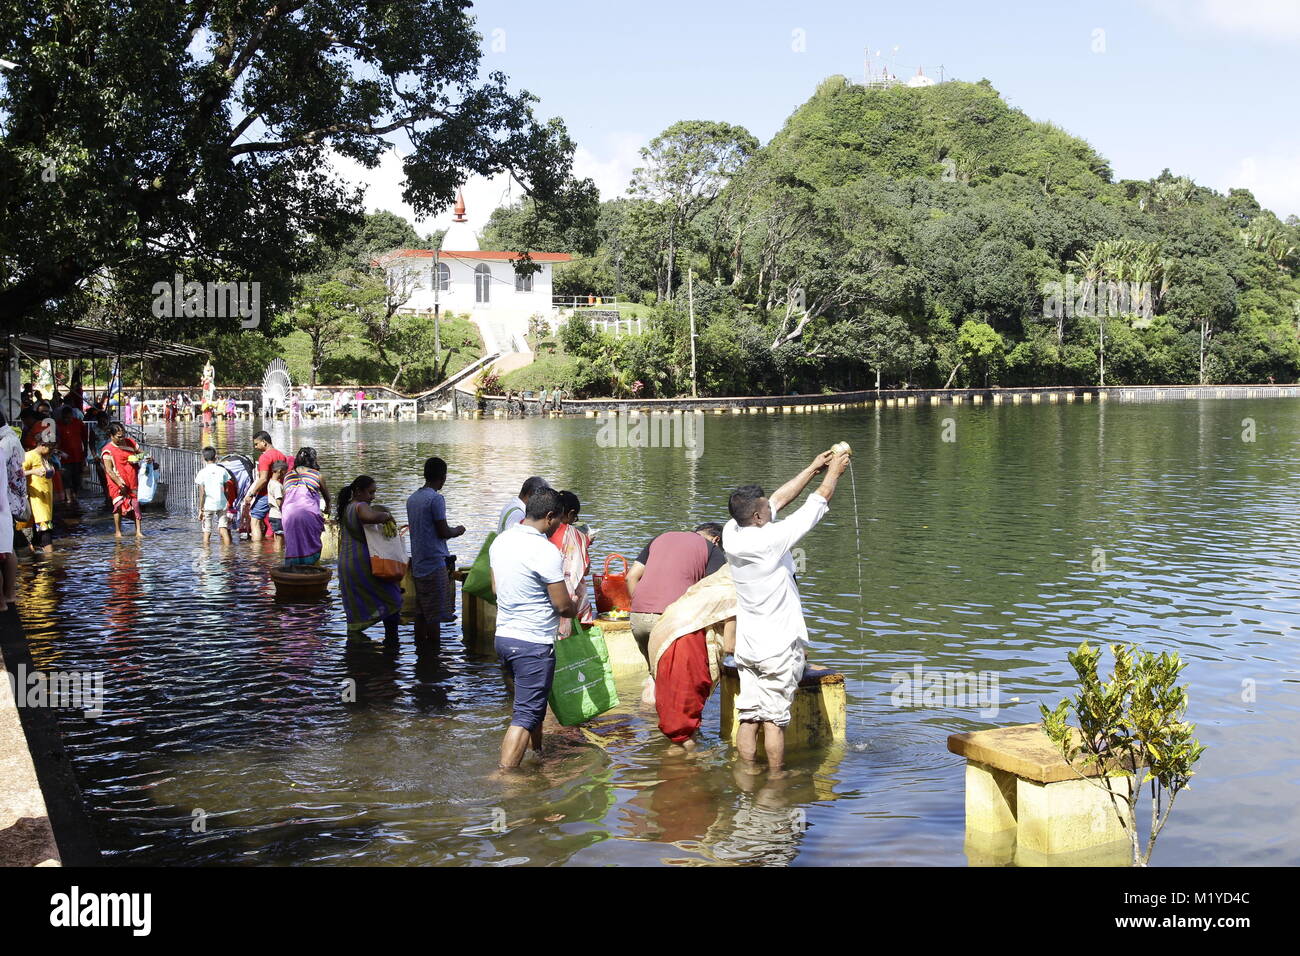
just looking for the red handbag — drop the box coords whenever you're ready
[592,553,632,613]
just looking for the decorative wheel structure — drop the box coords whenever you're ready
[261,358,292,418]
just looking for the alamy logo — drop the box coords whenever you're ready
[890,663,1000,717]
[595,411,703,460]
[5,664,103,717]
[50,886,151,936]
[1042,275,1153,321]
[151,273,260,328]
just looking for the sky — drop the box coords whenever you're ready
[347,0,1300,235]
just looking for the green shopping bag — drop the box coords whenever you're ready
[463,506,522,604]
[548,620,619,726]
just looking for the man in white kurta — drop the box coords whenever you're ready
[723,449,850,772]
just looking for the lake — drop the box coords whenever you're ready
[16,398,1300,865]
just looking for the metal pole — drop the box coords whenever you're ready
[689,268,697,398]
[433,246,442,363]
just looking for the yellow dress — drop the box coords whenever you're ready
[23,449,54,526]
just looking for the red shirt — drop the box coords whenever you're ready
[257,447,290,481]
[630,531,727,615]
[57,420,87,462]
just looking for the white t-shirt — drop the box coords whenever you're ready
[489,523,565,644]
[498,497,526,532]
[194,462,228,513]
[723,492,829,664]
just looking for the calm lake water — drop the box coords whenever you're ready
[16,399,1300,865]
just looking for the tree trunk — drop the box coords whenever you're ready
[943,362,961,389]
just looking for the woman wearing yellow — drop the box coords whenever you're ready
[23,436,57,551]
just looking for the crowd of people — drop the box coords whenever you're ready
[3,379,852,778]
[485,449,850,772]
[2,381,152,592]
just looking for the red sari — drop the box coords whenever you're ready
[103,438,141,517]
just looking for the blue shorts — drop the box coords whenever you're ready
[250,494,270,519]
[495,636,555,731]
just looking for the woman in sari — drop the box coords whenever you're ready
[282,447,330,565]
[336,475,403,639]
[648,564,738,750]
[101,423,144,538]
[548,490,595,638]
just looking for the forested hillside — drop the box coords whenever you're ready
[487,76,1300,396]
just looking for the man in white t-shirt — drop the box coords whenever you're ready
[489,487,577,769]
[194,446,232,543]
[723,449,850,774]
[498,475,550,532]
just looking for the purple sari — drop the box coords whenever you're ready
[281,468,325,563]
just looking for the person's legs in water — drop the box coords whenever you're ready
[1,546,16,604]
[131,499,143,538]
[382,611,400,642]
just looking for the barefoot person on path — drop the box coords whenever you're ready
[101,424,145,538]
[723,449,849,775]
[489,487,577,769]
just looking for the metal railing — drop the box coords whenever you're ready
[552,295,623,309]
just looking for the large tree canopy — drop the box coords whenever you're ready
[0,0,596,339]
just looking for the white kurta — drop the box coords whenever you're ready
[722,492,829,665]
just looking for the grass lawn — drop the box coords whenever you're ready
[500,348,579,392]
[281,314,484,392]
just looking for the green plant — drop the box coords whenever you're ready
[1040,642,1206,866]
[475,364,501,399]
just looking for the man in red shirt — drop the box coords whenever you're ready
[56,406,87,509]
[242,430,289,541]
[626,522,726,666]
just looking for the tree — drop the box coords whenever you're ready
[289,271,384,385]
[0,0,596,337]
[629,121,757,301]
[956,320,1006,386]
[1041,642,1206,866]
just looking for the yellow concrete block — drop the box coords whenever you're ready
[930,396,940,405]
[886,398,895,406]
[1082,392,1092,402]
[1012,394,1022,404]
[584,410,596,418]
[992,393,1002,404]
[907,396,917,405]
[1065,392,1075,402]
[953,395,963,404]
[748,407,760,414]
[720,667,846,751]
[1015,774,1133,860]
[1098,391,1108,401]
[794,406,805,414]
[601,622,648,684]
[1048,393,1057,403]
[972,395,983,404]
[782,406,792,414]
[765,406,776,414]
[964,761,1018,836]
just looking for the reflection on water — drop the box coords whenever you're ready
[16,399,1300,865]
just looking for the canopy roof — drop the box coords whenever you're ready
[7,325,208,360]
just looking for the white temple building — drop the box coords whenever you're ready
[375,190,570,367]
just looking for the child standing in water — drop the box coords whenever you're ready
[267,458,287,543]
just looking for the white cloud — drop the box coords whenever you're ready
[325,130,648,243]
[325,146,518,238]
[1224,152,1300,219]
[573,131,647,200]
[1143,0,1300,42]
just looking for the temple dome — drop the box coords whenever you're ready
[441,188,479,251]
